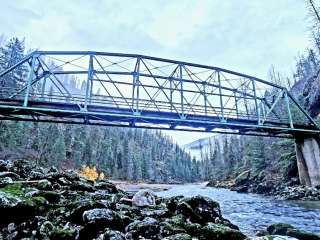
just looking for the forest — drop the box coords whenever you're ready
[0,38,202,183]
[199,3,320,183]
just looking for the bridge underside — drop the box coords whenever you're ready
[0,51,319,138]
[0,98,318,138]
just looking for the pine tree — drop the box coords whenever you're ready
[0,37,27,93]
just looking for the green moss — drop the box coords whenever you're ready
[201,223,247,240]
[51,227,75,239]
[0,183,24,197]
[31,196,48,205]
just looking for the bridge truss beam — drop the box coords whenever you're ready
[0,51,319,138]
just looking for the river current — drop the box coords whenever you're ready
[156,184,320,235]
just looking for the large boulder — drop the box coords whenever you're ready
[249,236,298,240]
[0,191,47,224]
[0,160,13,172]
[162,233,193,240]
[267,223,320,240]
[125,217,160,239]
[234,170,251,186]
[69,199,106,223]
[132,189,156,207]
[99,229,125,240]
[37,179,53,190]
[80,208,118,239]
[199,223,246,240]
[176,196,221,224]
[267,223,295,235]
[94,180,119,193]
[83,208,116,225]
[0,172,20,180]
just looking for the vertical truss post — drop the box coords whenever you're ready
[252,79,260,124]
[284,90,293,128]
[23,55,36,107]
[132,57,140,114]
[170,76,173,112]
[41,75,47,100]
[217,71,225,121]
[234,91,239,118]
[203,81,207,115]
[179,64,184,118]
[262,102,266,119]
[85,54,94,110]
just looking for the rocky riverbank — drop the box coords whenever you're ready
[207,170,320,201]
[0,159,319,239]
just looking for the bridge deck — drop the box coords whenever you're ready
[0,98,318,138]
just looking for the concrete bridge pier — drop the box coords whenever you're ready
[295,136,320,187]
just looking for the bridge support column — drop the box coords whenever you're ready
[295,136,320,187]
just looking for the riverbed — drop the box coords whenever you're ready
[154,183,320,235]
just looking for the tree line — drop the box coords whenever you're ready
[199,1,320,182]
[0,37,201,183]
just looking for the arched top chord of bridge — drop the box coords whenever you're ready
[0,51,319,138]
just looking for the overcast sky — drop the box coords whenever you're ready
[0,0,313,145]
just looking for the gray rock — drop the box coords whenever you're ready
[7,223,16,233]
[101,229,125,240]
[267,223,295,235]
[0,160,12,171]
[83,208,115,224]
[37,179,53,190]
[0,171,20,180]
[249,236,298,240]
[200,223,247,240]
[94,180,119,193]
[132,189,156,207]
[177,195,222,224]
[162,233,192,240]
[28,170,46,180]
[0,177,13,186]
[126,217,160,239]
[267,223,320,240]
[39,221,54,238]
[69,199,106,223]
[0,191,21,207]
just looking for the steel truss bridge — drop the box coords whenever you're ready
[0,51,319,138]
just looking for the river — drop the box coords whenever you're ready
[155,183,320,235]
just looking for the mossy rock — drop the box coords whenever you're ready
[165,214,186,227]
[68,199,106,223]
[199,223,246,240]
[0,183,24,197]
[101,229,125,240]
[286,228,320,240]
[125,217,160,239]
[234,170,251,185]
[184,222,202,236]
[37,179,53,190]
[36,191,61,203]
[267,223,295,235]
[163,233,193,240]
[176,196,221,224]
[50,227,76,240]
[159,221,186,237]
